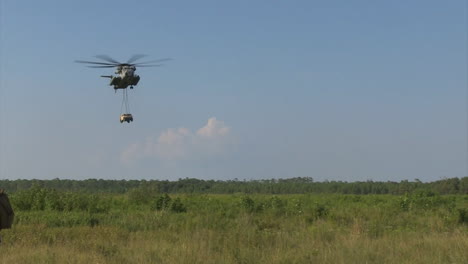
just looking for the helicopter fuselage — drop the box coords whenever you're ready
[103,65,140,90]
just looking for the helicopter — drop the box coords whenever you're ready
[75,55,170,91]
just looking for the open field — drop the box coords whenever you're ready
[0,190,467,263]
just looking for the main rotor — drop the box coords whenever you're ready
[75,54,171,69]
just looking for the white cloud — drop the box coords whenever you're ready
[154,127,191,159]
[120,117,231,164]
[197,117,230,137]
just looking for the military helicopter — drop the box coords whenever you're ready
[75,54,170,90]
[76,55,170,123]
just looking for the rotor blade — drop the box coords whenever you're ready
[133,58,172,65]
[95,55,121,64]
[75,60,117,65]
[87,65,116,68]
[127,54,147,64]
[136,64,164,67]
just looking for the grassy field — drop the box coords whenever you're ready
[0,192,467,263]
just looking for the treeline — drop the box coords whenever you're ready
[0,177,467,195]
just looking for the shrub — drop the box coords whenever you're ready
[313,203,329,218]
[170,198,187,213]
[240,196,255,213]
[457,208,468,224]
[152,194,172,211]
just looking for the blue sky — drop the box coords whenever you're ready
[0,0,466,181]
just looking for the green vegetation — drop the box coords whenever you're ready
[0,177,467,195]
[0,181,466,263]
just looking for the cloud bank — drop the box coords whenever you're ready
[121,117,231,164]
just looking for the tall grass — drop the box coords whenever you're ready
[0,191,467,263]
